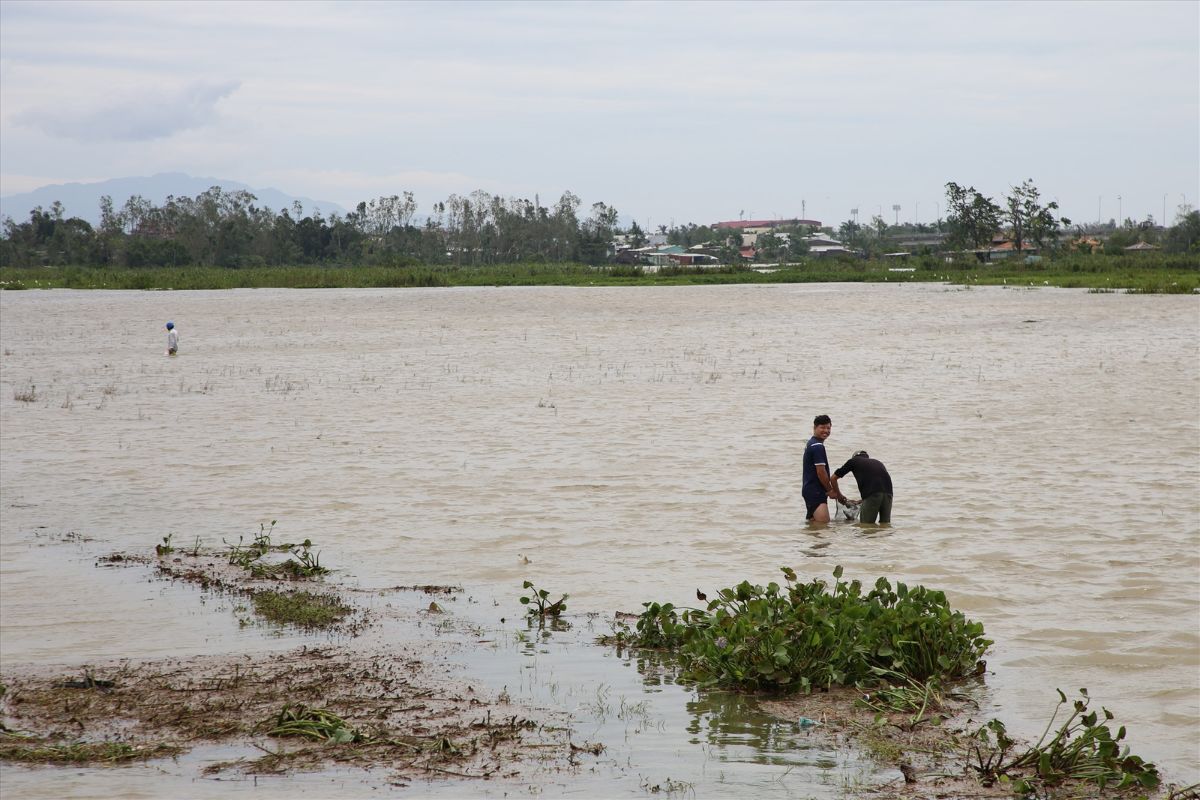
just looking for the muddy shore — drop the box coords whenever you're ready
[2,545,1195,799]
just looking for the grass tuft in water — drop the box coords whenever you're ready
[0,734,181,764]
[251,590,350,628]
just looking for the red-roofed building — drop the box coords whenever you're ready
[712,218,821,230]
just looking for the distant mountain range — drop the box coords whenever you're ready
[0,172,347,225]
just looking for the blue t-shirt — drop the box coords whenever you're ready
[802,436,828,497]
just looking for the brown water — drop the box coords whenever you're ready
[2,284,1198,793]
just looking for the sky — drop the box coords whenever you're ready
[1,0,1197,229]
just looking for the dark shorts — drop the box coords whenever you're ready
[803,490,827,520]
[859,492,893,524]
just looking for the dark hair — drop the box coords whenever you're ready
[853,450,869,458]
[813,414,831,426]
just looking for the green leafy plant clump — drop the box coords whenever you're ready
[225,521,329,579]
[267,704,363,744]
[520,580,567,618]
[609,565,992,693]
[971,688,1160,795]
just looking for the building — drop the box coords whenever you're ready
[711,218,821,230]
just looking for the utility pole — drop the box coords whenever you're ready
[915,201,920,226]
[1163,194,1167,228]
[1098,196,1101,224]
[802,199,806,220]
[1117,195,1122,226]
[892,204,900,225]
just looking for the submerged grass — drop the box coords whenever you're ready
[4,254,1194,292]
[251,589,351,629]
[0,734,181,764]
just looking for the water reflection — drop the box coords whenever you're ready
[798,521,899,557]
[611,642,841,768]
[684,691,836,768]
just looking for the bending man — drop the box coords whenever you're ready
[831,450,893,524]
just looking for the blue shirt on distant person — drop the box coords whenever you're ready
[802,436,829,499]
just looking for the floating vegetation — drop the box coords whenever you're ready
[12,382,37,403]
[155,533,174,556]
[226,522,328,580]
[0,735,181,764]
[251,590,351,629]
[604,565,991,692]
[520,580,567,619]
[268,704,363,743]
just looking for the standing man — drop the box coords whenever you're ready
[831,450,893,524]
[802,415,841,523]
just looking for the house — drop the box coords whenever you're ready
[972,237,1039,262]
[802,233,855,257]
[1068,236,1103,253]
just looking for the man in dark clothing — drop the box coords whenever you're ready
[831,450,893,524]
[802,415,839,523]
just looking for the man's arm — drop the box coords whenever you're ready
[817,464,843,500]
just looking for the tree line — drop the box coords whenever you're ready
[0,188,622,269]
[3,180,1197,269]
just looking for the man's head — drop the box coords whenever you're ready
[165,321,174,331]
[853,450,869,459]
[812,414,832,441]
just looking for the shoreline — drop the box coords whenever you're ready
[2,542,1194,798]
[2,256,1197,293]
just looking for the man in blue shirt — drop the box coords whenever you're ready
[802,414,842,522]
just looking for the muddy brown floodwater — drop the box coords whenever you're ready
[2,283,1198,796]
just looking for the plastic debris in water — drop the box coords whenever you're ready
[797,717,819,729]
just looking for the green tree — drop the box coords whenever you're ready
[1162,206,1200,254]
[717,231,742,265]
[1004,179,1068,253]
[944,182,1002,249]
[579,201,618,264]
[627,219,647,248]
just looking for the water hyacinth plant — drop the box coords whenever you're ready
[607,565,992,692]
[520,580,567,619]
[970,688,1160,794]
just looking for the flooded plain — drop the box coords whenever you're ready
[1,283,1198,796]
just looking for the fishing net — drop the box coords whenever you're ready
[835,498,860,522]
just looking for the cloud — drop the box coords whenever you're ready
[15,80,239,142]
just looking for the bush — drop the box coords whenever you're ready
[610,566,992,693]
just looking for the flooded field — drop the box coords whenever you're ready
[2,283,1198,796]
